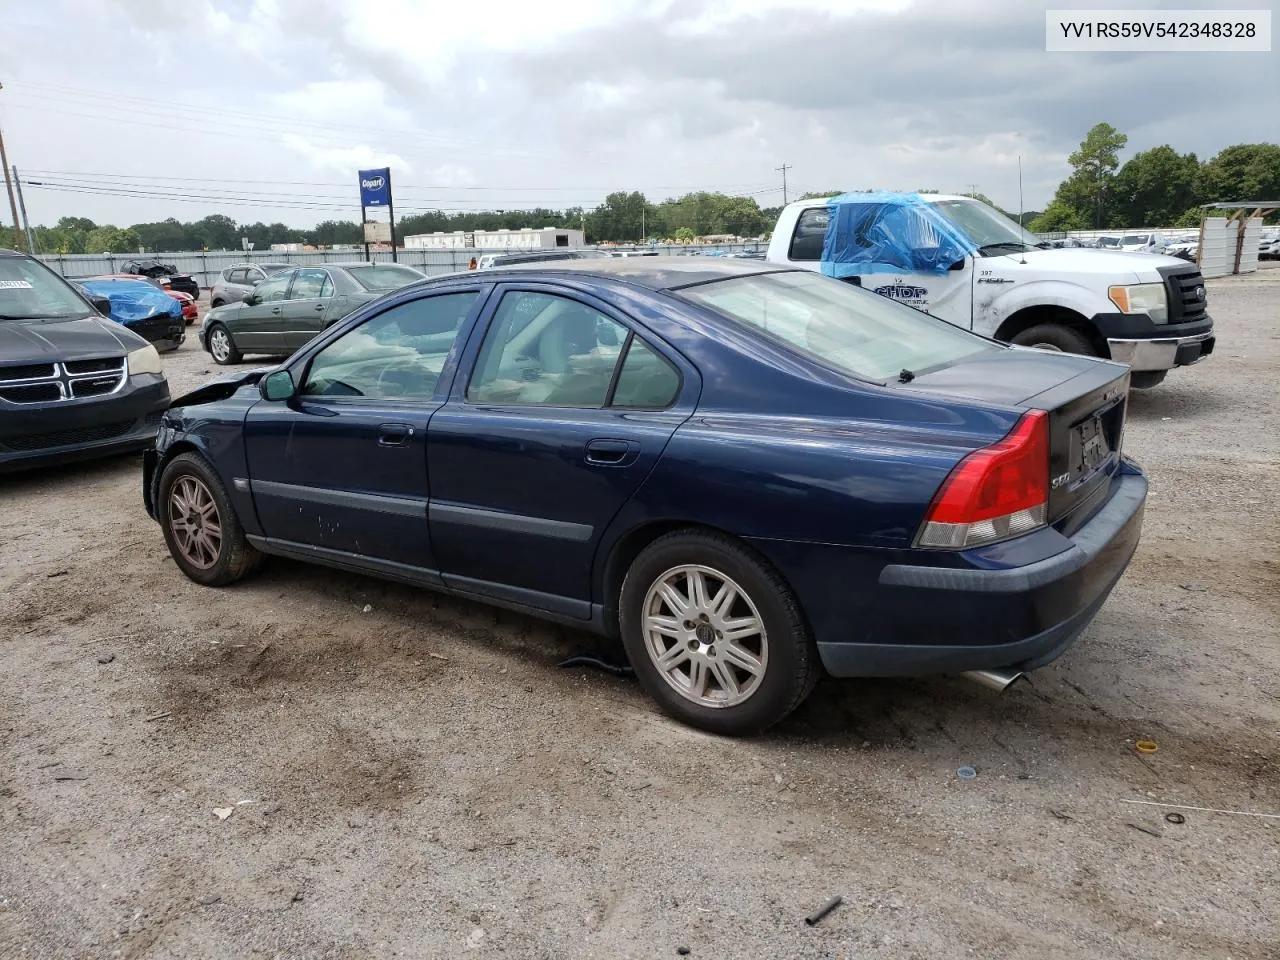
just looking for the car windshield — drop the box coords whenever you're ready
[345,264,425,291]
[928,198,1039,253]
[679,270,997,381]
[1120,235,1149,245]
[0,257,92,320]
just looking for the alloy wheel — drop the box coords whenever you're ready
[641,564,768,709]
[168,475,222,570]
[209,328,231,362]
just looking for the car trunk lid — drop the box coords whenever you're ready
[902,347,1130,526]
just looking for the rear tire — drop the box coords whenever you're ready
[158,452,263,587]
[207,324,241,365]
[1009,323,1096,357]
[619,530,820,736]
[1129,370,1167,389]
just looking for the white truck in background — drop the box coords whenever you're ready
[766,194,1215,388]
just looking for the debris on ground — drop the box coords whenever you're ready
[1127,822,1163,838]
[1164,812,1186,825]
[804,895,843,926]
[213,807,233,821]
[97,654,115,665]
[957,766,977,780]
[1050,809,1074,821]
[556,654,634,677]
[1135,740,1159,754]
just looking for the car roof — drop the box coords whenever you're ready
[320,262,423,270]
[479,255,794,291]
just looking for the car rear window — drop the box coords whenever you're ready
[679,271,996,382]
[346,265,425,291]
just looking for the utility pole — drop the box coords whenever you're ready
[775,162,792,205]
[13,166,34,253]
[0,83,20,250]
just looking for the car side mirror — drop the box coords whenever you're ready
[260,370,296,401]
[244,293,260,306]
[948,258,966,272]
[90,295,112,315]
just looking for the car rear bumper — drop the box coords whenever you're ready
[123,315,186,353]
[814,468,1147,677]
[0,377,170,472]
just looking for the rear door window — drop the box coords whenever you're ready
[467,291,628,406]
[789,207,830,261]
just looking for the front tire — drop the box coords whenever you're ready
[158,452,262,587]
[207,324,241,365]
[1010,323,1097,357]
[619,530,820,736]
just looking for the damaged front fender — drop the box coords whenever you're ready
[168,367,275,410]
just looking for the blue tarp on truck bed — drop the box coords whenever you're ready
[819,192,978,278]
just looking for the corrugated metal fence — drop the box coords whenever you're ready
[37,244,768,289]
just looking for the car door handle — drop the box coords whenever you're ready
[378,423,415,447]
[314,303,326,311]
[271,306,282,314]
[585,438,639,466]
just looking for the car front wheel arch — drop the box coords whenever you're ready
[995,306,1106,358]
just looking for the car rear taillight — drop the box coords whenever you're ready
[917,410,1049,549]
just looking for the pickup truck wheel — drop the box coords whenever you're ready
[1129,370,1167,389]
[159,453,263,587]
[207,324,241,365]
[619,530,820,736]
[1010,324,1096,357]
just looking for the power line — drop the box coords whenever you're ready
[21,167,775,195]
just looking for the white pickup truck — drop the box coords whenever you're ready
[766,194,1215,387]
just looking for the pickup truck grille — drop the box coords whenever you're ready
[0,357,126,404]
[1159,265,1208,324]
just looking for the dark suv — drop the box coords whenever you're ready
[0,250,171,472]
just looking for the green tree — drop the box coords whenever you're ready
[1199,143,1280,204]
[799,190,845,200]
[1051,123,1128,228]
[132,218,189,251]
[311,219,363,246]
[191,214,239,250]
[84,225,140,254]
[1111,146,1200,227]
[589,191,650,242]
[1030,200,1088,233]
[674,227,695,242]
[1175,208,1204,228]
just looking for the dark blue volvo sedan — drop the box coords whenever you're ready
[143,258,1146,735]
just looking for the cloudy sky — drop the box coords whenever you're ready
[0,0,1275,229]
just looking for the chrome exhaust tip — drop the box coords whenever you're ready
[959,668,1025,693]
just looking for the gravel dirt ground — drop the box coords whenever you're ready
[2,272,1278,960]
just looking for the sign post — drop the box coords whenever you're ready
[358,167,398,262]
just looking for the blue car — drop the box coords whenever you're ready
[143,258,1146,735]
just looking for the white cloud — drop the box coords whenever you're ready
[281,133,411,178]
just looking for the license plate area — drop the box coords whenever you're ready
[1069,413,1114,486]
